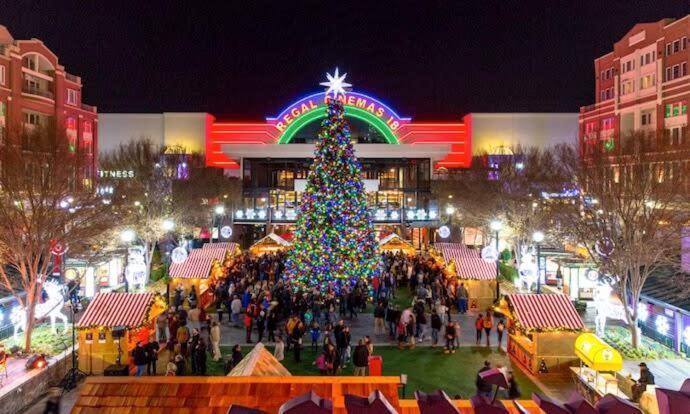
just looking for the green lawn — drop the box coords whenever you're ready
[212,345,540,399]
[1,324,73,355]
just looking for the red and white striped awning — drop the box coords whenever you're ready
[508,294,585,331]
[189,247,227,261]
[77,292,155,328]
[169,256,216,279]
[203,242,236,251]
[435,243,480,262]
[456,258,497,280]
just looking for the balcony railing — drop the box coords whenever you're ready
[22,85,54,100]
[80,103,96,113]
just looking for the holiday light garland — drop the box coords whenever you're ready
[284,99,380,292]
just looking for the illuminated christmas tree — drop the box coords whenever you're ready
[284,69,380,291]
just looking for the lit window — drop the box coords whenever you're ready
[0,65,5,86]
[24,112,41,126]
[67,89,77,105]
[66,117,77,152]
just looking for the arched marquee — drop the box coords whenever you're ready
[267,91,410,144]
[207,89,469,169]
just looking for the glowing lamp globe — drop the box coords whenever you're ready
[532,231,545,243]
[490,220,503,232]
[220,225,233,239]
[162,219,175,231]
[120,230,136,243]
[214,205,225,215]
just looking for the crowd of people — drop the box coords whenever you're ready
[133,250,508,378]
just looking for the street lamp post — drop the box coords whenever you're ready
[532,231,545,294]
[490,220,503,300]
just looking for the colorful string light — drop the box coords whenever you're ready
[284,99,380,292]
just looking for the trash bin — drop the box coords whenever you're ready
[368,355,382,376]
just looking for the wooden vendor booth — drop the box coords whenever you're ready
[378,233,415,255]
[500,293,585,374]
[168,247,228,294]
[434,242,497,310]
[77,292,165,374]
[249,232,292,255]
[571,333,627,404]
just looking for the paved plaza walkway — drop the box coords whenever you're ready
[218,309,507,348]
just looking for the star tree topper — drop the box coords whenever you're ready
[320,67,352,98]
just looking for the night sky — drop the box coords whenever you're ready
[3,1,690,120]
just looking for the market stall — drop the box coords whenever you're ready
[249,232,292,256]
[500,293,585,374]
[168,247,228,294]
[571,333,627,404]
[434,243,497,310]
[378,233,415,255]
[77,292,165,374]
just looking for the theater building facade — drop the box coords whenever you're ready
[99,87,577,245]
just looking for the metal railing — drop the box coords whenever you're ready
[22,85,54,100]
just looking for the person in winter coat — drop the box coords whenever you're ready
[310,321,321,352]
[475,314,484,345]
[231,344,243,368]
[132,341,147,376]
[430,308,442,347]
[190,329,200,374]
[373,302,386,335]
[146,339,160,376]
[444,321,457,354]
[352,339,370,376]
[256,310,266,343]
[230,295,242,327]
[483,313,493,347]
[267,311,277,343]
[210,320,221,361]
[496,319,505,349]
[174,354,186,376]
[413,300,427,341]
[194,338,207,375]
[176,324,190,356]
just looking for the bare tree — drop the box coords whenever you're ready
[557,132,689,348]
[0,126,113,351]
[99,140,176,285]
[434,146,570,263]
[100,140,241,283]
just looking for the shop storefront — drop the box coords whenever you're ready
[64,256,124,298]
[638,271,690,357]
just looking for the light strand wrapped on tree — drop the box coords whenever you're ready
[285,71,380,291]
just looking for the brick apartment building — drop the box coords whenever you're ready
[0,24,97,174]
[579,15,690,170]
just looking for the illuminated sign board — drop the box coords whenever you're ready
[268,91,410,133]
[98,170,135,179]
